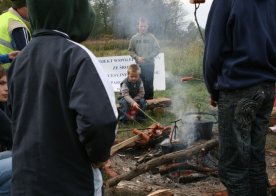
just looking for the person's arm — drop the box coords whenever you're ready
[203,0,232,101]
[146,34,160,60]
[11,27,31,50]
[69,57,117,164]
[0,54,10,64]
[121,83,136,105]
[0,51,20,64]
[128,36,138,60]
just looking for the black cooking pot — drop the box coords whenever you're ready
[184,112,217,140]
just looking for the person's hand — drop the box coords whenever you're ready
[92,161,107,169]
[209,98,217,107]
[137,56,144,64]
[132,102,139,109]
[8,51,20,60]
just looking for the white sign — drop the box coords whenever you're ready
[98,53,166,92]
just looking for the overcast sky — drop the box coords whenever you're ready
[181,0,213,28]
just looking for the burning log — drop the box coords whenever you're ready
[178,173,208,184]
[106,139,218,187]
[136,149,163,164]
[159,162,218,176]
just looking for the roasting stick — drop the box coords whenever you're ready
[137,107,160,124]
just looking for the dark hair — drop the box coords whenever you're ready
[0,65,6,78]
[11,0,27,9]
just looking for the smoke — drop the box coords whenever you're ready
[111,0,189,39]
[166,71,198,146]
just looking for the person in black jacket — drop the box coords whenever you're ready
[204,0,276,195]
[7,0,118,195]
[0,66,12,196]
[0,66,12,149]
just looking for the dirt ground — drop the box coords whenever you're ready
[106,133,276,196]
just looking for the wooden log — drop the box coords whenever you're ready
[110,134,141,156]
[159,162,217,175]
[106,139,218,187]
[148,189,174,196]
[146,98,172,110]
[112,181,182,196]
[178,173,208,184]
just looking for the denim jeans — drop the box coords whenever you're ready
[92,167,103,196]
[0,151,12,196]
[139,63,154,99]
[218,82,275,196]
[119,98,147,122]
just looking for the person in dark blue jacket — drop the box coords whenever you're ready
[204,0,276,195]
[7,0,118,195]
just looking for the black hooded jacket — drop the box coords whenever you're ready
[7,0,118,195]
[204,0,276,100]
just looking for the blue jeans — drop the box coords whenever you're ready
[139,63,154,99]
[119,98,147,122]
[218,82,275,196]
[0,151,12,196]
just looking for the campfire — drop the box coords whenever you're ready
[105,114,220,187]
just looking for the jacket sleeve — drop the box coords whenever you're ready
[11,27,31,50]
[203,0,232,101]
[133,81,145,102]
[0,109,12,149]
[128,36,138,60]
[145,34,160,61]
[69,57,118,164]
[0,54,10,64]
[121,83,135,105]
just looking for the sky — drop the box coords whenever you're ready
[181,0,213,28]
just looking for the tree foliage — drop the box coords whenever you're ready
[90,0,195,40]
[0,0,12,14]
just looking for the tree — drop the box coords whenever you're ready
[90,0,113,38]
[90,0,190,40]
[0,0,11,14]
[111,0,189,39]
